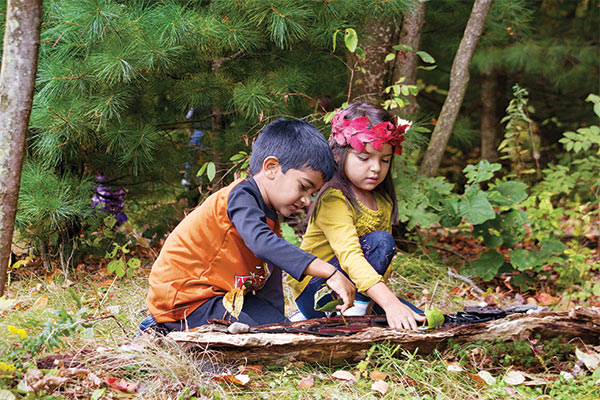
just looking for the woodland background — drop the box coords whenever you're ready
[0,0,599,399]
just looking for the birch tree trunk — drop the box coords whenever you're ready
[392,0,427,114]
[0,0,43,296]
[418,0,493,177]
[480,71,501,162]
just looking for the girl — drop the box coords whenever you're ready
[287,102,425,330]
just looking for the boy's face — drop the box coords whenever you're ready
[263,163,325,217]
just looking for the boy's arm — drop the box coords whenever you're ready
[227,183,315,281]
[228,183,355,311]
[304,258,355,313]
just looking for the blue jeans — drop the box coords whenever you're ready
[295,231,422,319]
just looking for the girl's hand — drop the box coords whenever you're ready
[383,301,426,330]
[326,270,356,313]
[366,282,425,330]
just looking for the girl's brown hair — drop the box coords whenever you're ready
[307,102,398,222]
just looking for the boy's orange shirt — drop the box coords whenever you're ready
[147,179,280,323]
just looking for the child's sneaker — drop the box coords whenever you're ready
[341,300,370,316]
[288,311,307,322]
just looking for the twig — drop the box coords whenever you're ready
[447,269,485,295]
[427,280,440,310]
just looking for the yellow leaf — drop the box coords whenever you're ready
[32,296,48,310]
[223,287,245,319]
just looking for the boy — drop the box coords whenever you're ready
[143,119,355,332]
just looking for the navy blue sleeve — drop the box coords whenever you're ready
[226,181,315,281]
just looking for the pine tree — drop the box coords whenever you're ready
[11,0,417,266]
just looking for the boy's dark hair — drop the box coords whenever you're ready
[307,102,398,222]
[249,118,335,180]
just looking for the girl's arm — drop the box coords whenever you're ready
[366,282,425,330]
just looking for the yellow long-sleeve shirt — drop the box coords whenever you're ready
[287,188,393,298]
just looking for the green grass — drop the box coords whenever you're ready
[1,254,599,399]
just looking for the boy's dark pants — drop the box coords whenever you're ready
[140,266,288,334]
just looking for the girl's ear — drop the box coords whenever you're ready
[262,156,281,179]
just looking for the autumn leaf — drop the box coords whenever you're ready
[298,374,314,389]
[211,374,250,386]
[369,370,388,381]
[504,370,525,386]
[332,370,357,383]
[223,287,245,319]
[105,377,140,393]
[371,380,389,395]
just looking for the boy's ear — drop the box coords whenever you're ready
[262,156,281,179]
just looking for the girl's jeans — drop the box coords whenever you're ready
[295,231,422,319]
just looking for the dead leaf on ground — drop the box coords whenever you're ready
[535,292,558,306]
[371,380,389,395]
[237,365,263,375]
[477,370,496,385]
[369,370,388,381]
[32,296,48,309]
[298,374,314,389]
[331,370,357,383]
[576,348,600,371]
[504,370,526,386]
[105,377,140,393]
[211,374,250,386]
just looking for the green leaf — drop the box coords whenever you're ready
[458,190,496,225]
[127,258,141,269]
[207,161,216,182]
[91,388,106,400]
[392,44,413,51]
[384,53,396,62]
[417,65,437,71]
[463,160,501,184]
[332,29,339,52]
[355,46,366,60]
[415,50,435,64]
[483,234,503,248]
[487,180,528,206]
[424,305,445,329]
[196,162,208,177]
[344,28,358,52]
[315,298,343,312]
[509,249,536,271]
[280,222,299,246]
[465,251,505,280]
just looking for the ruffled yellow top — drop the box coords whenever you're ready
[287,188,393,298]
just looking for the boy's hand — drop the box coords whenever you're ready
[325,270,356,313]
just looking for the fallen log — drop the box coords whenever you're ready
[168,307,600,365]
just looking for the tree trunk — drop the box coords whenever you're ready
[349,19,397,103]
[169,307,600,365]
[480,71,501,162]
[392,1,427,114]
[418,0,493,177]
[0,0,43,297]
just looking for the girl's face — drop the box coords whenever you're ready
[343,143,393,195]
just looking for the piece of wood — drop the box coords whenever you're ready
[168,307,600,365]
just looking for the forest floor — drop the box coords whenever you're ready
[1,233,599,399]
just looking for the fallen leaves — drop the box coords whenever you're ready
[331,370,357,383]
[298,374,314,389]
[371,379,389,395]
